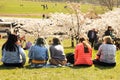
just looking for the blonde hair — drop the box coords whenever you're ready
[103,36,113,44]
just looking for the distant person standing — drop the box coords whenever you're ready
[41,4,48,10]
[87,28,98,47]
[45,4,48,9]
[41,4,45,10]
[42,14,45,19]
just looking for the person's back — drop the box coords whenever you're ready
[49,37,67,66]
[74,37,93,66]
[2,46,25,63]
[1,34,26,67]
[74,43,93,66]
[98,44,116,63]
[50,44,66,60]
[29,45,48,61]
[28,37,48,67]
[93,36,116,66]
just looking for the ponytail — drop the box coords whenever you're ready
[83,41,91,53]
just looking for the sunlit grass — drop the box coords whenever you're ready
[0,38,120,80]
[0,0,106,18]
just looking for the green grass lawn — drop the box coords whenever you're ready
[0,38,120,80]
[0,0,68,14]
[0,0,105,18]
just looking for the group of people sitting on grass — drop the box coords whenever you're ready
[0,33,116,68]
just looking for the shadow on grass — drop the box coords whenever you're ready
[68,64,116,70]
[25,65,37,69]
[0,64,43,70]
[0,64,116,70]
[93,64,116,69]
[0,65,23,70]
[69,65,92,69]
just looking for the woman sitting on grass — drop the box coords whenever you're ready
[1,34,26,67]
[93,36,116,66]
[28,37,48,67]
[74,37,93,66]
[49,37,67,66]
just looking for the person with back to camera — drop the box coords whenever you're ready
[74,37,93,66]
[93,36,116,66]
[1,34,26,67]
[49,37,67,66]
[28,37,49,68]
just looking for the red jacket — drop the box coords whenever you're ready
[74,43,93,65]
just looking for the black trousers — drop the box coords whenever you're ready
[66,53,74,64]
[89,39,95,47]
[93,59,116,67]
[3,63,23,67]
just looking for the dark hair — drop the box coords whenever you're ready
[2,34,18,51]
[79,37,85,42]
[107,26,112,30]
[52,37,61,45]
[79,37,89,53]
[36,38,45,46]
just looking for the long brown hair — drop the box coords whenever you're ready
[2,34,18,51]
[79,37,91,53]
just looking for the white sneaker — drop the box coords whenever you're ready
[36,64,44,68]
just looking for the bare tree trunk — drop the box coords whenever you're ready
[116,0,120,7]
[99,0,114,11]
[71,35,74,47]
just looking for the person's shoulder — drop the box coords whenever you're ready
[102,44,115,47]
[49,45,54,49]
[55,45,64,49]
[105,30,109,33]
[101,43,108,46]
[98,43,105,48]
[78,43,83,45]
[54,44,62,48]
[16,45,24,52]
[16,45,22,48]
[112,44,116,48]
[76,43,83,47]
